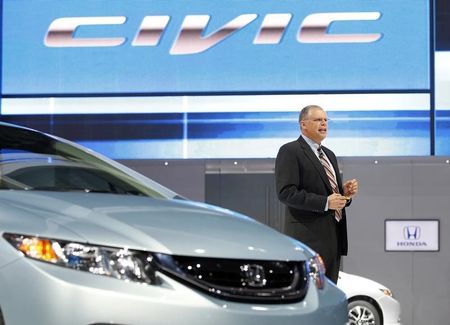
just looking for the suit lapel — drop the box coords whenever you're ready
[297,136,333,193]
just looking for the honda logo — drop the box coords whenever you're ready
[403,226,421,240]
[240,264,267,287]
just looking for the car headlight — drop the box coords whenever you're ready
[308,254,326,290]
[380,288,393,297]
[3,233,160,285]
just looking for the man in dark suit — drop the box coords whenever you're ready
[275,105,358,283]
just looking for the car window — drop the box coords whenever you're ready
[0,125,166,198]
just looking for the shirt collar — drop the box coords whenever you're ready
[301,134,321,152]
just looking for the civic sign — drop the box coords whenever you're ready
[43,13,383,54]
[2,0,430,95]
[385,219,439,252]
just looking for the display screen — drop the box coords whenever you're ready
[435,0,450,155]
[0,0,437,158]
[3,0,429,94]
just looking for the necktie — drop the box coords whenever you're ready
[317,146,342,222]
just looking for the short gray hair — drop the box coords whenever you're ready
[299,105,323,123]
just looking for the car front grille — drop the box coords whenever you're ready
[154,254,309,304]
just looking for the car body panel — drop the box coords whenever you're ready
[0,257,347,325]
[0,190,307,260]
[338,272,402,325]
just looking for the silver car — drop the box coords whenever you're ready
[0,122,347,325]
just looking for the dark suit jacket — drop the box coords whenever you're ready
[275,136,349,261]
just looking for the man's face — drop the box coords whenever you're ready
[300,107,328,143]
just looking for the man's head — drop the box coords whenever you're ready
[299,105,328,144]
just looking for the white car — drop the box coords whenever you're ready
[338,272,402,325]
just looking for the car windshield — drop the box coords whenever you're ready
[0,125,167,198]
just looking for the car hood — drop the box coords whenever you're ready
[0,191,308,260]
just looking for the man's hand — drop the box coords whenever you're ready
[328,193,347,210]
[343,179,359,198]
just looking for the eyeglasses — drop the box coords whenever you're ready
[302,118,329,123]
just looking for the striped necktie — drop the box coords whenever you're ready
[317,146,342,222]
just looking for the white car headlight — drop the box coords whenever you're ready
[308,254,326,290]
[3,233,160,285]
[380,288,393,297]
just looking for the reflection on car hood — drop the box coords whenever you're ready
[0,191,307,260]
